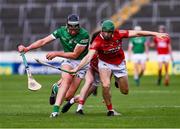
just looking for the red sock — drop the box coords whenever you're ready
[107,104,113,111]
[79,99,85,105]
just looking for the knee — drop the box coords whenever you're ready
[142,68,145,72]
[86,80,94,87]
[102,82,110,89]
[120,87,129,95]
[122,89,129,95]
[102,86,110,90]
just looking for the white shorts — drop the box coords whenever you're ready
[132,53,147,63]
[61,58,89,79]
[98,59,127,78]
[158,54,170,63]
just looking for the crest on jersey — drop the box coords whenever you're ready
[116,40,121,44]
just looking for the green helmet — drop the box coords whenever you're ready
[102,20,115,32]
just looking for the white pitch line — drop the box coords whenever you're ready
[86,105,180,109]
[132,90,180,94]
[130,105,180,109]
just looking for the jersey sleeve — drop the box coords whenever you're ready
[167,36,171,44]
[90,31,101,44]
[118,30,129,38]
[78,33,90,46]
[52,27,64,39]
[52,29,60,39]
[153,37,157,43]
[89,39,100,50]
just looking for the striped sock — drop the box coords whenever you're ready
[53,83,59,94]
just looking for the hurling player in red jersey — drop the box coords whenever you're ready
[151,25,173,86]
[61,31,121,115]
[70,20,168,116]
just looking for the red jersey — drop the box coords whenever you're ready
[153,36,171,55]
[90,54,99,73]
[90,29,129,65]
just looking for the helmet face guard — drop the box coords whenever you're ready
[67,14,80,35]
[67,24,80,30]
[101,31,113,40]
[67,24,80,36]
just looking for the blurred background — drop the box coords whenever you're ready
[0,0,180,75]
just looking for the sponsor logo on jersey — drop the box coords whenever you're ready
[69,39,77,45]
[116,39,122,44]
[103,44,121,54]
[158,41,167,48]
[80,39,89,44]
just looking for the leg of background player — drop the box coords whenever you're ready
[164,62,169,86]
[157,62,163,86]
[134,62,140,86]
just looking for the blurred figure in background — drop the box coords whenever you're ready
[128,26,149,86]
[150,25,173,86]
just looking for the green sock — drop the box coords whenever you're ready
[53,83,59,94]
[53,105,59,112]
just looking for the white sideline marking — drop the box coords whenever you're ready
[132,105,180,109]
[86,105,180,109]
[132,90,179,94]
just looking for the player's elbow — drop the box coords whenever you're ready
[71,53,80,59]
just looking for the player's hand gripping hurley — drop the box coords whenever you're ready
[20,53,42,91]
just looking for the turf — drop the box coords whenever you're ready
[0,75,180,128]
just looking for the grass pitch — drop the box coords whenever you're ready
[0,75,180,128]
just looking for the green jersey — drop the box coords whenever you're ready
[130,37,147,54]
[52,26,90,60]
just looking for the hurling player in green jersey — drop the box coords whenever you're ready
[18,14,90,118]
[128,26,149,86]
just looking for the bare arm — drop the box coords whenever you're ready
[46,44,88,60]
[168,44,174,61]
[70,49,96,73]
[128,30,167,38]
[18,35,55,52]
[128,43,133,61]
[145,42,149,61]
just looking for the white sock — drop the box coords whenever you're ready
[134,75,139,80]
[76,104,83,111]
[70,98,75,104]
